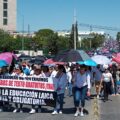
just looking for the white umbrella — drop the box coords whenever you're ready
[91,55,111,65]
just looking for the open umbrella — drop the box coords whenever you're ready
[112,52,120,64]
[0,52,17,65]
[44,59,55,64]
[0,60,8,67]
[44,59,65,65]
[91,55,111,65]
[77,59,97,66]
[54,49,91,62]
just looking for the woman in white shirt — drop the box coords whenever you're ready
[73,65,91,117]
[100,67,114,102]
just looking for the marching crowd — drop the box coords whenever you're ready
[0,60,120,117]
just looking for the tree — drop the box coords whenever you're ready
[69,22,79,49]
[116,32,120,51]
[0,29,16,52]
[81,33,105,50]
[34,29,54,51]
[47,33,59,55]
[116,32,120,41]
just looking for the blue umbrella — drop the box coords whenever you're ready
[0,60,8,67]
[77,59,97,66]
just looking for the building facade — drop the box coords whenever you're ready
[0,0,16,31]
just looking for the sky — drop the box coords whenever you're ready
[17,0,120,37]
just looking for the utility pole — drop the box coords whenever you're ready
[74,9,76,50]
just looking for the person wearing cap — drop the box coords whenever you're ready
[72,65,91,117]
[100,66,114,102]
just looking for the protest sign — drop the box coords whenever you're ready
[0,75,57,106]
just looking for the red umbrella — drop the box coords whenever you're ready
[44,59,55,64]
[112,53,120,63]
[53,61,65,65]
[44,59,65,65]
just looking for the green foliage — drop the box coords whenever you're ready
[34,29,70,55]
[0,28,71,55]
[81,33,105,50]
[69,22,79,49]
[0,29,15,51]
[117,32,120,41]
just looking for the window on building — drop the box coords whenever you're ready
[3,18,8,25]
[3,11,7,17]
[3,3,8,9]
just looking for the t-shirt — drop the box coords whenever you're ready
[92,67,102,81]
[102,72,112,82]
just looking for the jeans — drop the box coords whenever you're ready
[54,93,64,111]
[74,86,88,108]
[113,80,118,94]
[68,82,73,96]
[103,82,111,100]
[15,103,23,109]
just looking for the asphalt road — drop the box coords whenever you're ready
[0,90,95,120]
[99,95,120,120]
[3,87,120,120]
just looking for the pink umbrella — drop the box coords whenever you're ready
[53,61,65,65]
[44,59,65,65]
[0,52,18,65]
[44,59,55,64]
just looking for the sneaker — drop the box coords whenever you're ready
[80,111,84,116]
[29,109,36,114]
[74,111,80,117]
[0,108,3,112]
[20,109,23,113]
[51,111,58,115]
[59,111,62,114]
[97,95,99,99]
[13,109,18,113]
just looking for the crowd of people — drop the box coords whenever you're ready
[0,60,120,117]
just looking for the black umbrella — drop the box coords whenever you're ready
[54,49,90,62]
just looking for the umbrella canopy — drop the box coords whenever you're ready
[44,58,65,65]
[44,59,55,64]
[0,52,17,65]
[91,55,111,65]
[77,59,97,66]
[112,53,120,63]
[0,60,8,67]
[54,50,91,62]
